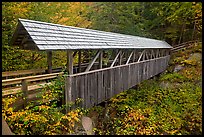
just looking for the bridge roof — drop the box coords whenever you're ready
[11,18,172,51]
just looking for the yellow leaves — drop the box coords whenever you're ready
[58,17,69,25]
[49,2,92,28]
[38,105,51,111]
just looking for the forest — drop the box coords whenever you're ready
[2,2,202,71]
[2,2,202,135]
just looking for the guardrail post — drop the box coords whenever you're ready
[64,76,72,113]
[22,79,28,108]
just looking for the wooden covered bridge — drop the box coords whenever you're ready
[9,18,172,109]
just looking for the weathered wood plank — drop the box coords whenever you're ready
[64,55,171,109]
[97,71,103,104]
[84,74,88,109]
[65,76,72,113]
[2,69,46,78]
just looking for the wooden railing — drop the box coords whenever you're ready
[2,72,64,111]
[171,40,201,53]
[2,67,63,79]
[65,55,171,109]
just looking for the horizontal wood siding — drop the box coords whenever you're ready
[65,55,170,109]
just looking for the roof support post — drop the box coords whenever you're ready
[163,49,165,56]
[142,50,146,61]
[137,50,145,62]
[156,49,159,58]
[85,50,101,72]
[99,50,103,69]
[132,50,137,63]
[126,51,134,65]
[73,51,78,58]
[151,49,154,59]
[119,50,125,65]
[47,51,52,73]
[145,50,149,60]
[110,50,122,67]
[78,50,81,73]
[67,50,73,75]
[125,50,129,62]
[158,49,161,57]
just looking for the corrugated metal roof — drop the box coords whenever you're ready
[10,18,172,50]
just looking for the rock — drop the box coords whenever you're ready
[72,124,87,135]
[160,81,172,89]
[174,65,184,72]
[187,53,202,62]
[81,116,94,135]
[2,116,15,135]
[88,111,99,127]
[160,81,181,89]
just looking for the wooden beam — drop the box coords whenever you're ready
[137,50,145,62]
[119,51,125,65]
[151,50,154,58]
[85,50,101,72]
[47,51,52,73]
[67,50,73,75]
[73,51,78,58]
[132,50,136,62]
[99,50,103,69]
[110,50,122,67]
[78,50,81,73]
[126,51,134,65]
[146,50,149,60]
[142,50,146,61]
[156,49,159,58]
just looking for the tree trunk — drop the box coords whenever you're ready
[191,20,196,41]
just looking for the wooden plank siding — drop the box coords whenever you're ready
[65,55,170,109]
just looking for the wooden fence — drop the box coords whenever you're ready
[2,72,64,110]
[65,55,170,109]
[171,40,201,53]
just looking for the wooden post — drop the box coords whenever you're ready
[47,51,52,73]
[22,79,28,108]
[67,50,73,75]
[78,50,81,73]
[65,76,72,113]
[99,50,103,69]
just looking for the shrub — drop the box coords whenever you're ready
[2,74,83,135]
[159,72,188,83]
